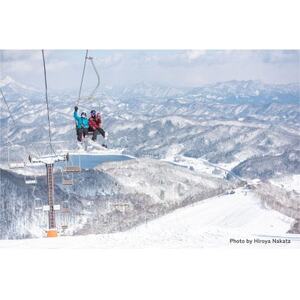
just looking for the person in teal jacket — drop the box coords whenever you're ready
[74,106,89,142]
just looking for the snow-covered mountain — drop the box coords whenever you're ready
[106,81,187,99]
[186,80,300,104]
[1,77,299,166]
[0,158,236,239]
[231,150,300,179]
[0,75,40,93]
[1,77,299,240]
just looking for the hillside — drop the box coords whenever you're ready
[0,187,299,248]
[0,158,235,239]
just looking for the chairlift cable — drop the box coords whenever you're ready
[74,51,103,147]
[76,49,89,106]
[1,86,37,165]
[87,57,100,101]
[0,51,17,127]
[87,56,102,119]
[41,50,56,156]
[1,87,19,151]
[0,88,17,127]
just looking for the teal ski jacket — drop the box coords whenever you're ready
[73,111,89,129]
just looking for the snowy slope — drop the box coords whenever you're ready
[96,158,230,203]
[0,187,299,248]
[269,175,300,193]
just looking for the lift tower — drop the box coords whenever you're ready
[46,163,57,237]
[29,154,68,237]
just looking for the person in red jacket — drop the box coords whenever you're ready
[88,110,107,142]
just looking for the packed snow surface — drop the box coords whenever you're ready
[0,188,299,248]
[269,175,300,193]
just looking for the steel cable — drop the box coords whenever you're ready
[41,50,56,156]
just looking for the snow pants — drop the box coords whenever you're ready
[77,128,88,142]
[91,127,105,141]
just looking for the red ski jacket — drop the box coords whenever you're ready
[89,115,102,130]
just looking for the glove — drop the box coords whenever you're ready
[74,106,78,112]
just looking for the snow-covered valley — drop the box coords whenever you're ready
[0,187,298,248]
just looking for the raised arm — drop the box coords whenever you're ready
[73,106,80,122]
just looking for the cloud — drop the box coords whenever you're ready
[185,50,207,61]
[1,50,41,62]
[94,53,123,68]
[0,50,61,74]
[1,50,299,90]
[46,60,70,71]
[1,50,39,73]
[259,50,300,64]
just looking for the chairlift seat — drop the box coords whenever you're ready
[64,166,81,172]
[62,179,73,185]
[9,162,25,169]
[25,179,37,185]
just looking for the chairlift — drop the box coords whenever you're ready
[25,175,37,185]
[62,179,73,185]
[60,199,70,231]
[34,198,43,211]
[64,166,81,173]
[61,200,70,212]
[75,50,106,149]
[62,178,73,185]
[64,154,81,172]
[31,185,47,230]
[31,185,42,209]
[61,169,74,186]
[9,162,26,169]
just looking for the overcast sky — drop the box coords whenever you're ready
[0,50,299,91]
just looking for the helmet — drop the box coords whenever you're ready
[90,110,96,116]
[81,112,87,117]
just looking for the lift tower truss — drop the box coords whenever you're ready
[46,163,56,236]
[29,153,68,237]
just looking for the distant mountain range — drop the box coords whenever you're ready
[105,79,300,104]
[1,75,299,101]
[1,76,299,177]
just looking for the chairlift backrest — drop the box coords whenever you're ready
[62,179,73,186]
[64,166,81,173]
[9,162,26,169]
[61,166,74,185]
